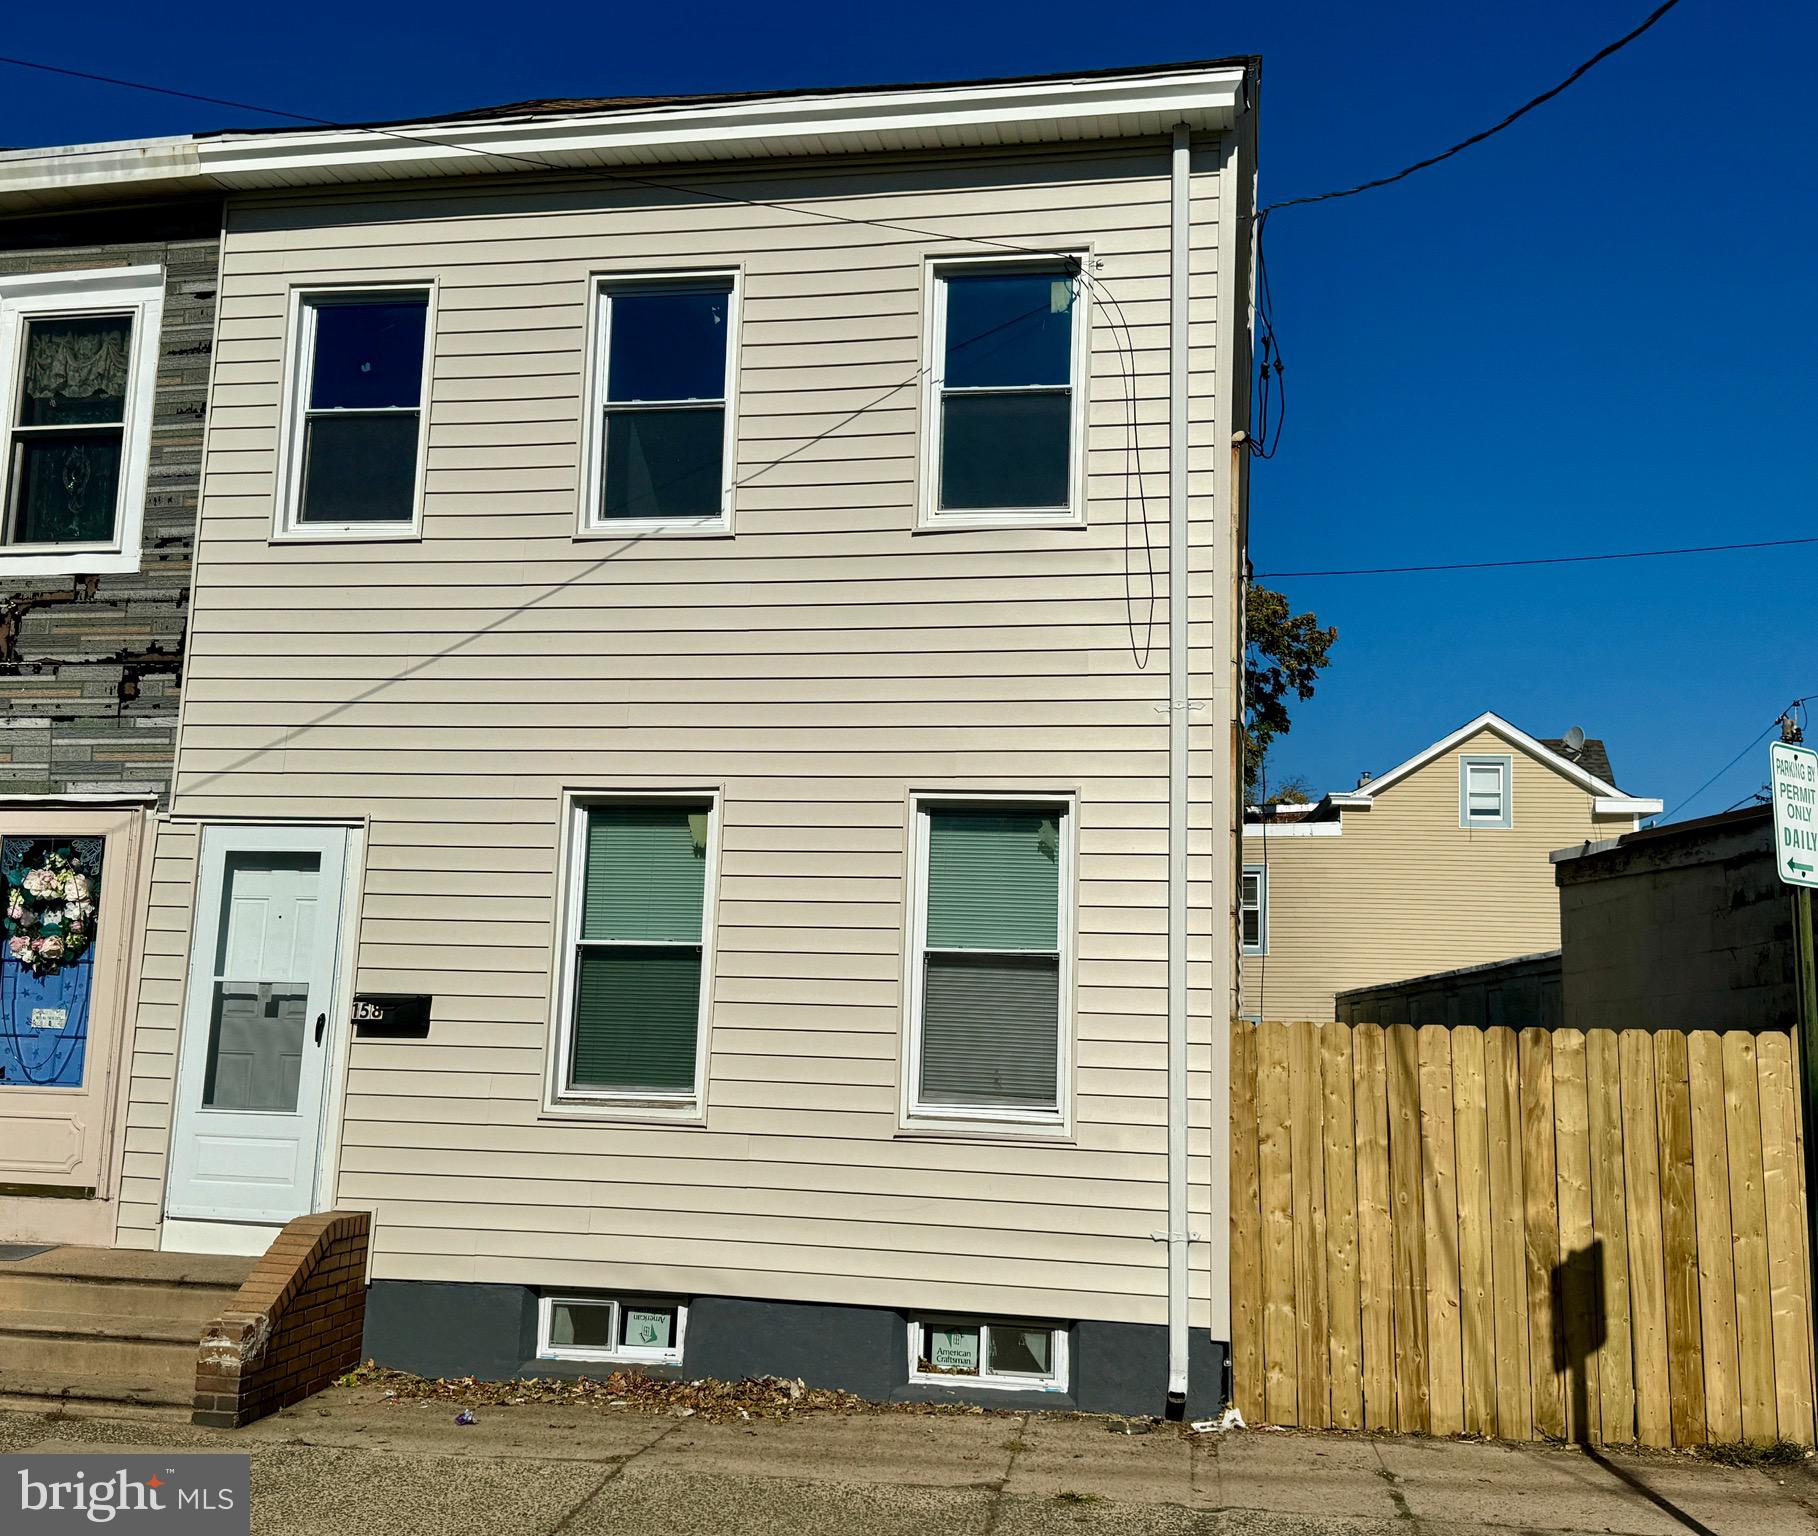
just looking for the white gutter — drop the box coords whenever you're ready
[1165,119,1192,1418]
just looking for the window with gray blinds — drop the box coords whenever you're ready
[567,803,708,1096]
[917,807,1064,1113]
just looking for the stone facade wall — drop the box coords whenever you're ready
[0,205,219,807]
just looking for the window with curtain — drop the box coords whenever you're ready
[5,312,133,547]
[928,263,1080,520]
[1459,757,1512,829]
[592,275,735,526]
[290,291,429,530]
[1241,866,1267,956]
[912,804,1066,1118]
[563,801,711,1102]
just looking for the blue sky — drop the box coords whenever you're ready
[5,2,1810,818]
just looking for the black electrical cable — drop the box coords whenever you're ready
[1254,536,1818,581]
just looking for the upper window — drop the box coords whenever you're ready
[1241,865,1267,956]
[922,261,1086,527]
[1460,756,1513,829]
[585,274,737,531]
[0,265,163,575]
[282,288,430,537]
[906,800,1070,1127]
[553,797,716,1114]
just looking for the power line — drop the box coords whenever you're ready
[1658,695,1813,824]
[1254,535,1818,581]
[1262,0,1684,214]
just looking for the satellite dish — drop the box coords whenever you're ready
[1562,725,1586,758]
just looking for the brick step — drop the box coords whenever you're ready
[0,1309,204,1386]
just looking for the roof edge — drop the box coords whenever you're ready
[0,59,1255,214]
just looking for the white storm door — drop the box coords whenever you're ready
[165,825,348,1223]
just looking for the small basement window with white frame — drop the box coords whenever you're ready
[909,1317,1068,1392]
[280,286,432,537]
[552,794,717,1114]
[0,265,164,576]
[1459,755,1513,830]
[584,272,738,531]
[921,258,1087,526]
[537,1295,687,1365]
[905,797,1071,1129]
[1241,864,1267,956]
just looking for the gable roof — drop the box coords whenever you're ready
[1358,711,1659,816]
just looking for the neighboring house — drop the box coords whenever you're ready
[0,58,1256,1417]
[1240,712,1661,1023]
[0,194,219,1244]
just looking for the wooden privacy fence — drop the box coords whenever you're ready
[1230,1019,1816,1448]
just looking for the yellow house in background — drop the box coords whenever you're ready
[1239,711,1662,1022]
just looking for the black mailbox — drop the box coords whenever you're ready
[351,994,432,1039]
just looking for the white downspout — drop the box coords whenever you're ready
[1165,119,1192,1418]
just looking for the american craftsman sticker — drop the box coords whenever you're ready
[624,1309,673,1349]
[928,1328,980,1372]
[30,1008,67,1031]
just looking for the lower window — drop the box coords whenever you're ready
[537,1295,687,1365]
[905,797,1071,1127]
[908,1317,1068,1392]
[553,794,716,1112]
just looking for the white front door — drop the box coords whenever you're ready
[166,825,348,1223]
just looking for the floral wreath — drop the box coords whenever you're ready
[5,843,97,977]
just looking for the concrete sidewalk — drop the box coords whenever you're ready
[2,1387,1813,1535]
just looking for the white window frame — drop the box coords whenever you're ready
[1241,864,1268,957]
[1459,754,1514,830]
[906,1317,1069,1394]
[544,788,720,1121]
[275,280,435,542]
[0,265,163,577]
[900,790,1075,1135]
[917,253,1091,530]
[579,269,741,538]
[536,1294,688,1366]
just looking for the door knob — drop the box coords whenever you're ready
[314,1012,326,1045]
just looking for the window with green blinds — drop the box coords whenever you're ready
[566,802,709,1098]
[916,806,1064,1114]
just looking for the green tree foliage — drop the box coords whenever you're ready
[1244,585,1336,800]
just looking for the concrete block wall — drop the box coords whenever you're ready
[1556,810,1795,1033]
[0,205,219,807]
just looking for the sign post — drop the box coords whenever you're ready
[1771,740,1818,888]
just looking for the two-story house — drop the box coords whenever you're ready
[0,178,220,1247]
[1240,711,1662,1023]
[0,58,1257,1418]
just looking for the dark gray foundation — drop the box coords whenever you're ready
[363,1281,1228,1418]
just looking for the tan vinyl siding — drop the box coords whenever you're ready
[117,140,1238,1327]
[1240,730,1632,1023]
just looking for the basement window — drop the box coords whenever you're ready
[536,1295,686,1365]
[908,1318,1068,1392]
